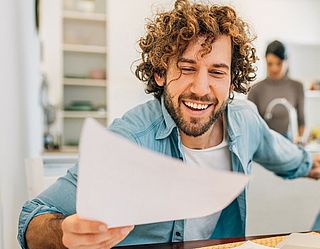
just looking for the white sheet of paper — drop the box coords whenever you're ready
[232,241,274,249]
[77,118,249,227]
[276,233,320,249]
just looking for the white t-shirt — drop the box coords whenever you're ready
[182,125,231,241]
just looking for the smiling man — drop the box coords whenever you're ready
[157,36,232,149]
[18,1,320,249]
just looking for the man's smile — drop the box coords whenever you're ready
[182,101,212,111]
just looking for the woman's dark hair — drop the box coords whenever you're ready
[265,40,287,60]
[135,0,258,99]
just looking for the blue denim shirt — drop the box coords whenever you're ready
[18,98,312,248]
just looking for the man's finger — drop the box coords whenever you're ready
[98,225,134,248]
[62,215,108,234]
[76,240,111,249]
[62,230,111,247]
[308,168,320,179]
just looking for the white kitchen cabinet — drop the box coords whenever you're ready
[40,0,107,152]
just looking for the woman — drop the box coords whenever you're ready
[248,40,305,142]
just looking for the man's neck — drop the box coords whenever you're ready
[180,116,224,150]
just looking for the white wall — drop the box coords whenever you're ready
[20,2,43,158]
[107,0,174,122]
[0,0,41,248]
[0,0,25,247]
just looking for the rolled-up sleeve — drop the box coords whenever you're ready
[18,164,79,249]
[18,199,64,249]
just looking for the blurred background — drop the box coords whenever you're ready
[1,0,320,248]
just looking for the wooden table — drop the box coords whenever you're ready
[119,232,320,249]
[118,234,285,249]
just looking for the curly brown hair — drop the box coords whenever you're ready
[135,0,257,99]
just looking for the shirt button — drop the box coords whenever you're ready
[175,232,181,237]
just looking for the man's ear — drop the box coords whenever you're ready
[154,73,165,86]
[229,84,234,92]
[228,84,235,100]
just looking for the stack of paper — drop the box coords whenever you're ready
[276,233,320,249]
[233,241,274,249]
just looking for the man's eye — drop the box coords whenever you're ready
[210,71,225,77]
[181,67,195,73]
[211,71,223,74]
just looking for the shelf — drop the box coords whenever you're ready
[64,78,106,87]
[62,111,107,119]
[63,11,106,22]
[63,44,106,54]
[59,146,79,154]
[42,147,79,156]
[306,90,320,98]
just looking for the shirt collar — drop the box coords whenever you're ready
[226,101,242,142]
[155,95,178,140]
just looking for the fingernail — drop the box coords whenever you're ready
[99,225,107,232]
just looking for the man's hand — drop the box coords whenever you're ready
[308,154,320,180]
[61,214,134,249]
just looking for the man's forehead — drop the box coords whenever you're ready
[180,35,232,63]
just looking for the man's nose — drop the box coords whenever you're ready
[190,69,211,96]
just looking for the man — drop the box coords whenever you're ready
[18,1,320,248]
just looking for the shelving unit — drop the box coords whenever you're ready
[61,0,107,150]
[39,0,108,153]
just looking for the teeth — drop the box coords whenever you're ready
[184,101,209,110]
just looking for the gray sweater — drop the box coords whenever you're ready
[247,76,305,135]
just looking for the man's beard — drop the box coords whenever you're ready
[163,87,227,137]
